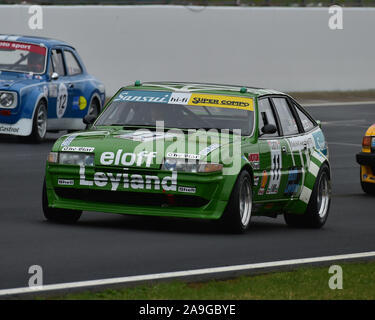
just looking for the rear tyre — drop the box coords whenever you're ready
[29,100,48,143]
[360,167,375,195]
[220,170,253,234]
[42,180,82,224]
[284,163,331,228]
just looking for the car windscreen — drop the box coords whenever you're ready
[95,90,255,136]
[0,41,47,74]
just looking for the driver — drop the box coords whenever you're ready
[27,52,44,73]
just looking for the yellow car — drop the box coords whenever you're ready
[357,124,375,195]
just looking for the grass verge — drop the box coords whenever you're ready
[41,261,375,300]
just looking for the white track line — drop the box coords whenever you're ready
[302,101,375,107]
[1,251,375,296]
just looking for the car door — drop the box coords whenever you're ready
[271,96,307,200]
[255,97,291,201]
[47,48,70,126]
[62,49,89,123]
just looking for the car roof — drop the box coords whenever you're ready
[122,81,285,98]
[0,34,74,49]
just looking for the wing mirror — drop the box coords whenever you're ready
[51,72,59,81]
[260,124,277,135]
[316,120,322,128]
[83,114,96,127]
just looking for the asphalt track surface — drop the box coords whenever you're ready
[0,103,374,292]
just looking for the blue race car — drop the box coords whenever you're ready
[0,35,105,142]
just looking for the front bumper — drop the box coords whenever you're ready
[0,118,33,136]
[45,164,236,220]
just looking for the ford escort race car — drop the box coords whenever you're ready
[356,124,375,195]
[0,35,105,142]
[43,82,331,233]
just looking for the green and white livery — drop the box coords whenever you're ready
[43,82,331,233]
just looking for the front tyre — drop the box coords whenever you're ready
[284,163,331,228]
[29,100,48,143]
[221,170,253,233]
[42,180,82,224]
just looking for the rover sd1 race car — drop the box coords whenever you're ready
[43,82,331,233]
[0,35,105,142]
[356,124,375,195]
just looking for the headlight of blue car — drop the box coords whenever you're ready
[0,91,17,108]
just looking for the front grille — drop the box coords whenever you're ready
[55,188,209,208]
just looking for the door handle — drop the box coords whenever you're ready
[68,83,74,89]
[282,146,287,153]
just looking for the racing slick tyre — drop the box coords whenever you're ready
[42,180,82,224]
[220,170,253,234]
[29,100,48,143]
[284,163,331,228]
[360,167,375,195]
[88,98,100,119]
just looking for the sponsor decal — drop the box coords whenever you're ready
[284,167,302,196]
[188,93,254,111]
[254,176,260,186]
[248,153,260,170]
[113,90,253,112]
[288,136,314,152]
[58,179,74,186]
[258,170,268,195]
[168,92,191,105]
[48,84,58,98]
[80,167,177,192]
[61,146,95,153]
[115,131,176,142]
[100,150,157,167]
[312,131,328,156]
[0,41,46,55]
[56,83,68,118]
[266,140,282,195]
[72,96,87,111]
[0,125,20,134]
[178,186,196,193]
[79,96,87,110]
[166,152,201,160]
[114,90,171,104]
[199,144,221,156]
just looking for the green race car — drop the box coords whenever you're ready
[43,82,331,233]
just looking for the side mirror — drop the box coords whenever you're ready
[316,120,322,128]
[83,114,96,127]
[261,124,277,135]
[51,72,59,81]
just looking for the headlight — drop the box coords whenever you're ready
[0,92,17,108]
[59,152,95,166]
[162,158,223,173]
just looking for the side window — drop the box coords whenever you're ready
[294,103,316,132]
[51,49,66,76]
[272,98,299,136]
[258,98,279,137]
[64,51,82,76]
